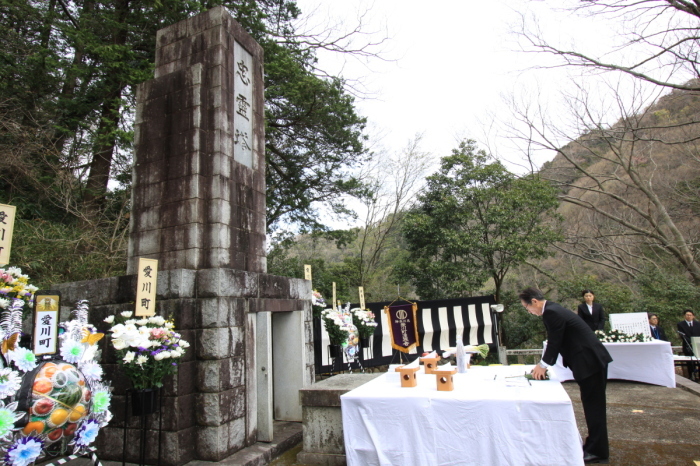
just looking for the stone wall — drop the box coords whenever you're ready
[54,268,313,465]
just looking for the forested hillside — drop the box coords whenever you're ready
[270,85,700,349]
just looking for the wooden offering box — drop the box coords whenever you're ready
[433,367,458,391]
[420,355,441,374]
[397,366,420,388]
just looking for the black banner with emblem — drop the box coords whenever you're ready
[386,302,419,353]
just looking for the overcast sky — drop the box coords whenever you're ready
[293,0,621,171]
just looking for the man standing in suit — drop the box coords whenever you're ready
[677,310,700,355]
[520,287,613,464]
[577,289,606,331]
[648,314,667,341]
[677,310,700,381]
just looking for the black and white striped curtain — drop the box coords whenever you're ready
[314,295,497,373]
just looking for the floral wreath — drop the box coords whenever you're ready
[0,293,112,465]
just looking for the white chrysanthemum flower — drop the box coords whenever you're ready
[123,351,136,364]
[120,311,133,318]
[110,324,126,338]
[112,339,127,350]
[149,316,166,325]
[179,340,190,348]
[103,315,115,324]
[74,419,100,447]
[0,401,21,440]
[6,436,43,466]
[165,322,174,329]
[0,368,21,399]
[60,340,85,364]
[81,344,98,363]
[136,355,148,366]
[153,352,166,361]
[79,362,103,382]
[0,298,9,309]
[8,348,37,372]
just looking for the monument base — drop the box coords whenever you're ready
[54,268,313,466]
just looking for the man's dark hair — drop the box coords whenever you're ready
[519,287,545,304]
[684,309,695,316]
[648,313,658,320]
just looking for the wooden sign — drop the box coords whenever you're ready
[358,286,366,310]
[332,282,337,311]
[0,204,16,266]
[33,291,61,356]
[135,258,158,316]
[304,264,312,281]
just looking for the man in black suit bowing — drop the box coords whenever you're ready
[520,287,613,464]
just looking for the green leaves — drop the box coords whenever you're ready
[399,140,562,301]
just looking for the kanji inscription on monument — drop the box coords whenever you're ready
[234,40,254,168]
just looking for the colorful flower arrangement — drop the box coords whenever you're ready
[0,267,38,316]
[0,299,113,465]
[311,290,326,318]
[351,308,378,339]
[595,329,651,343]
[105,311,189,389]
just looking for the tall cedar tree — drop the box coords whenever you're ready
[0,0,367,230]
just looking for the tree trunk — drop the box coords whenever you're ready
[83,93,120,213]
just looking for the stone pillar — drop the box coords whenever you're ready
[128,5,266,274]
[67,6,317,466]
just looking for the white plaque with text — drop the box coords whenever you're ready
[233,40,254,169]
[135,258,158,316]
[0,204,16,266]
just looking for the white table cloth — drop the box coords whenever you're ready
[341,366,584,466]
[551,340,675,388]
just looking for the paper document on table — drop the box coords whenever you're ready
[504,376,530,388]
[403,358,420,369]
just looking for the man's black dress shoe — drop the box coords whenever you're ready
[583,452,609,464]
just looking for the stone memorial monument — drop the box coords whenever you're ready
[54,7,313,465]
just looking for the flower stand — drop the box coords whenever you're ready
[123,387,164,466]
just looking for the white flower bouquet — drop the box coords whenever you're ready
[105,311,189,389]
[0,267,38,315]
[311,290,326,318]
[321,308,352,346]
[595,329,651,343]
[351,308,378,339]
